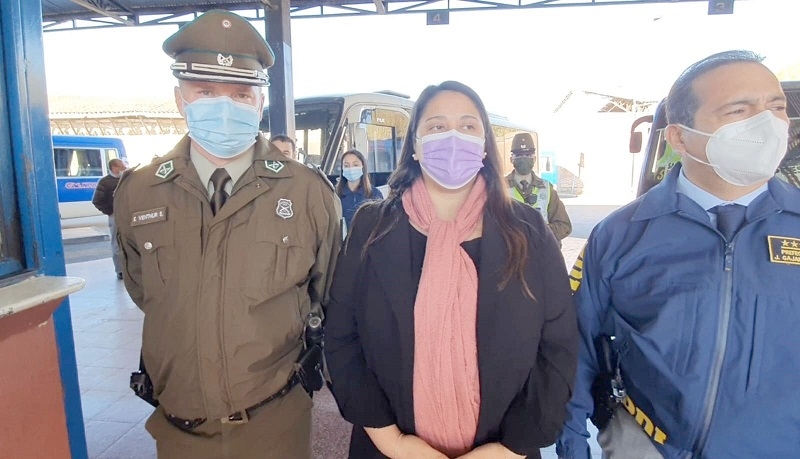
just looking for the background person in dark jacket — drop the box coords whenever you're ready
[91,157,126,279]
[336,149,383,231]
[325,81,578,459]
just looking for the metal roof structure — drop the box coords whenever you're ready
[42,0,712,30]
[553,90,659,114]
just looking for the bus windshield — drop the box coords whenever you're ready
[260,99,344,169]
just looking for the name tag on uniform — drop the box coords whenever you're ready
[131,206,168,226]
[768,235,800,266]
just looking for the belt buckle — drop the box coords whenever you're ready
[221,410,249,425]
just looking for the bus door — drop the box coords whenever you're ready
[342,104,410,194]
[630,99,668,197]
[777,81,800,187]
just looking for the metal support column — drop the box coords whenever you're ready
[264,1,295,139]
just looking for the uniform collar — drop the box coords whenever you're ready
[190,143,254,192]
[340,182,365,197]
[148,134,294,187]
[252,134,294,179]
[675,167,768,212]
[505,172,544,188]
[632,163,800,222]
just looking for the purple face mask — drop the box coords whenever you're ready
[417,129,485,189]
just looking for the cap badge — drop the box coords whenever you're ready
[221,19,232,28]
[155,160,174,179]
[217,53,234,67]
[276,198,293,219]
[265,160,285,173]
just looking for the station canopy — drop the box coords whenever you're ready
[41,0,710,30]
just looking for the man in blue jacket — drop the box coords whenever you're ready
[557,50,800,459]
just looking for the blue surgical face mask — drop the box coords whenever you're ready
[182,96,260,158]
[342,166,363,182]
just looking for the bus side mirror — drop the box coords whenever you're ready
[630,131,643,154]
[629,114,654,154]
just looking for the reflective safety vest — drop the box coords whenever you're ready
[509,184,550,223]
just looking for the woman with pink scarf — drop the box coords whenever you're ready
[325,81,578,459]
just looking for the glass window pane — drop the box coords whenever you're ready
[53,148,103,177]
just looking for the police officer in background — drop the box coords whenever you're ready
[506,132,572,242]
[557,50,800,459]
[114,10,341,459]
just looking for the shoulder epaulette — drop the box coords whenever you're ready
[310,164,336,193]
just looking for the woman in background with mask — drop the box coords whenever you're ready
[324,81,579,459]
[337,149,384,230]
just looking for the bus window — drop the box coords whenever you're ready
[372,108,409,158]
[106,148,119,162]
[296,128,325,168]
[347,123,397,174]
[54,148,103,177]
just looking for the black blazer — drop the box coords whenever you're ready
[324,199,578,458]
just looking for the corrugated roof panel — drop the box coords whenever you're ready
[42,1,268,23]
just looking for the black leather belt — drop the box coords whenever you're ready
[166,375,300,433]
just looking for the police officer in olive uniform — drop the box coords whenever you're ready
[506,132,572,242]
[114,10,341,459]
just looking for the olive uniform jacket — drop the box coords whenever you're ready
[114,135,342,421]
[505,172,572,241]
[325,200,579,458]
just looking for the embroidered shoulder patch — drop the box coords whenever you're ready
[768,235,800,266]
[569,246,586,293]
[265,160,284,173]
[155,160,174,179]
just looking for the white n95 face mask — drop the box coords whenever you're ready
[679,110,789,186]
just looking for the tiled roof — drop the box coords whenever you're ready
[49,95,180,118]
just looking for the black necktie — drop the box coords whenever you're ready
[210,168,231,215]
[520,180,529,191]
[710,204,746,241]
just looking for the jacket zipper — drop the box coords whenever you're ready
[694,239,735,455]
[219,220,235,412]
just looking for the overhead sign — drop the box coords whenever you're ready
[708,0,734,15]
[426,11,449,25]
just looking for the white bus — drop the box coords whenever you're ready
[259,91,547,195]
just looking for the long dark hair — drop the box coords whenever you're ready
[336,149,375,198]
[360,81,532,294]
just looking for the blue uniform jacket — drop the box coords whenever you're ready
[339,183,383,230]
[557,165,800,459]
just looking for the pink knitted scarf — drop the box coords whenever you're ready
[401,176,486,457]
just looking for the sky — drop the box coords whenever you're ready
[42,0,799,129]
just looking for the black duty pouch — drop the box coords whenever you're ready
[590,334,625,430]
[294,343,325,394]
[130,353,159,408]
[294,313,325,395]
